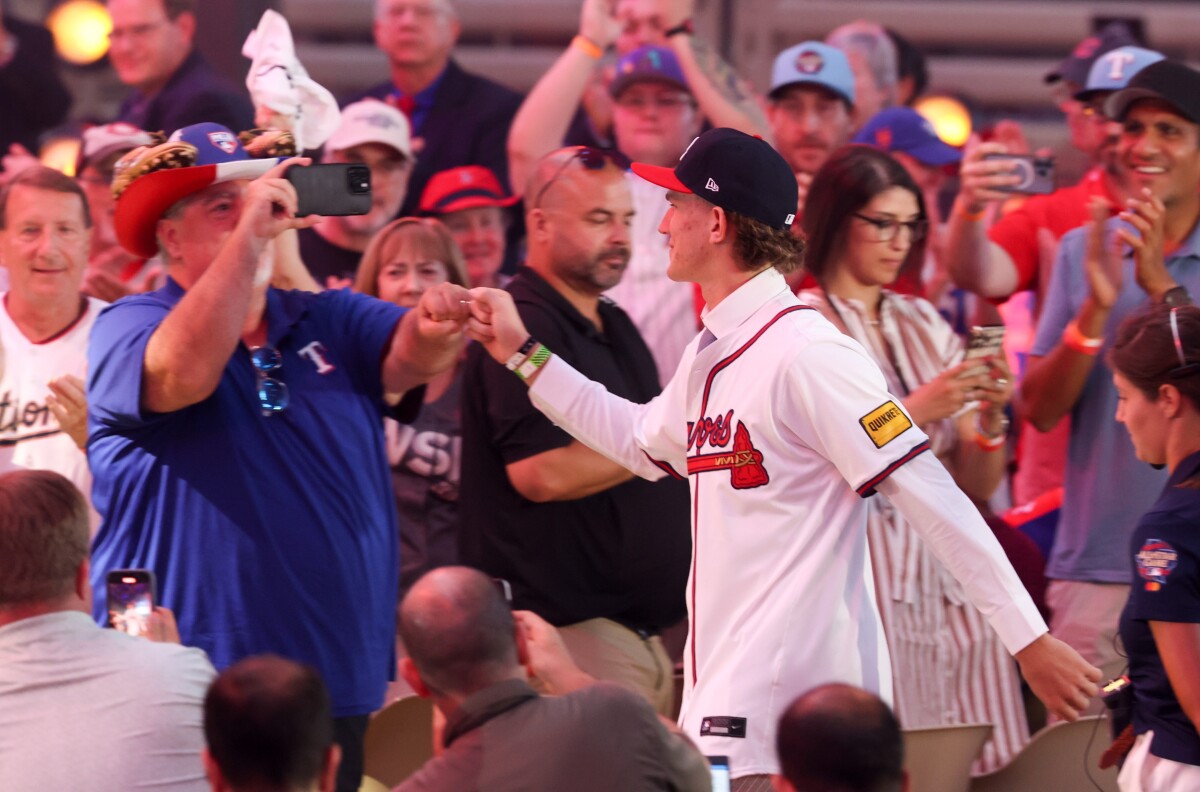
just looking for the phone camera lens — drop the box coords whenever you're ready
[347,167,372,194]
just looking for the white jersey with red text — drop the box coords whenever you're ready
[528,269,1045,777]
[0,295,104,532]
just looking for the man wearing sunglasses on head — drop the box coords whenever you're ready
[459,145,691,718]
[85,122,473,792]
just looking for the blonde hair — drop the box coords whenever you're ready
[355,217,469,297]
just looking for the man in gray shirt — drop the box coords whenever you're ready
[395,566,711,792]
[0,469,216,791]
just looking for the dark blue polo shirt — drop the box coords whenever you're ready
[1119,449,1200,766]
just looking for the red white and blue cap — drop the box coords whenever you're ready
[852,107,962,166]
[114,122,281,258]
[769,41,855,106]
[632,128,798,230]
[1074,46,1165,102]
[609,46,689,99]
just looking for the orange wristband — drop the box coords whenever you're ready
[956,203,988,222]
[1062,320,1103,355]
[571,35,604,60]
[975,431,1006,451]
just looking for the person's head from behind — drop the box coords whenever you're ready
[774,683,906,792]
[398,567,521,701]
[801,145,927,292]
[825,21,898,128]
[0,470,90,619]
[852,107,961,195]
[1109,305,1200,469]
[323,101,415,244]
[355,217,467,308]
[106,0,196,94]
[610,46,701,167]
[203,655,339,792]
[0,166,93,310]
[524,147,634,296]
[767,42,857,176]
[1106,60,1200,213]
[632,128,803,282]
[373,0,459,75]
[885,29,927,107]
[417,165,517,288]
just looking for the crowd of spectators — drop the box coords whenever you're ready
[2,0,1200,790]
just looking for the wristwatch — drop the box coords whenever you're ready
[1161,285,1192,307]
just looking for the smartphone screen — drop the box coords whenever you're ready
[106,569,156,637]
[708,756,731,792]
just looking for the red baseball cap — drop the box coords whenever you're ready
[418,165,519,215]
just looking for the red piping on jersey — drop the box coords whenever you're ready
[645,451,685,480]
[688,304,813,687]
[855,440,931,497]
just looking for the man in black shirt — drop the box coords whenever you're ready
[459,147,690,716]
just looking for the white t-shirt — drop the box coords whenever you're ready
[529,268,1045,777]
[603,175,698,382]
[0,295,104,532]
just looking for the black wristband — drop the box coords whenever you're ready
[1162,285,1192,308]
[664,19,694,38]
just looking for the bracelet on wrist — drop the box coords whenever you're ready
[515,343,553,382]
[504,336,538,371]
[664,19,695,38]
[1062,320,1103,355]
[571,34,604,60]
[956,203,988,222]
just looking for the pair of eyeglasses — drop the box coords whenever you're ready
[532,147,626,209]
[1168,307,1200,380]
[613,93,695,112]
[250,346,289,416]
[853,214,928,244]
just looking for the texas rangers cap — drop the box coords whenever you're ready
[1105,60,1200,125]
[1045,21,1138,85]
[418,165,519,215]
[852,107,962,166]
[324,99,413,160]
[1074,46,1164,102]
[113,122,281,259]
[632,128,797,230]
[609,45,689,99]
[768,41,855,106]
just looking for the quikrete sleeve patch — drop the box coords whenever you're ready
[859,400,913,448]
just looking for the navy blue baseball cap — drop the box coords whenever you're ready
[609,46,689,99]
[1106,60,1200,125]
[632,128,797,230]
[853,107,962,166]
[1045,21,1138,86]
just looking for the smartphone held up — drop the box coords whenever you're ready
[106,569,156,638]
[284,163,373,217]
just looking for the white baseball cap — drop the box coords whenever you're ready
[324,100,413,160]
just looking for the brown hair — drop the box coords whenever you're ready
[355,217,469,297]
[1109,304,1200,409]
[0,470,89,607]
[728,209,806,274]
[160,0,194,19]
[800,144,926,285]
[0,166,92,229]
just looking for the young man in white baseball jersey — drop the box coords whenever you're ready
[465,128,1101,788]
[0,166,103,533]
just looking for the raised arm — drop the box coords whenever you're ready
[142,159,317,414]
[658,0,770,138]
[507,0,621,196]
[944,138,1025,299]
[381,282,473,395]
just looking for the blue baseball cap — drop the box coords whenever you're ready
[1075,46,1165,102]
[1045,21,1138,86]
[609,46,689,99]
[769,41,855,106]
[852,107,961,166]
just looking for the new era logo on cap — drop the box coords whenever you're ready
[706,178,719,192]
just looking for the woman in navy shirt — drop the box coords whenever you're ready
[1110,304,1200,790]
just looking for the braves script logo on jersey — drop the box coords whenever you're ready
[1136,539,1178,591]
[859,400,912,448]
[686,410,769,488]
[0,390,59,447]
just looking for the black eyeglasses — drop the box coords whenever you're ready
[532,147,626,209]
[250,346,290,416]
[1168,307,1200,380]
[853,213,928,244]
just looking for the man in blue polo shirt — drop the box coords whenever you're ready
[86,123,473,792]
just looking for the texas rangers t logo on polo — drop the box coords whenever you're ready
[298,341,336,374]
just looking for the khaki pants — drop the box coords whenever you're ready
[554,617,674,717]
[1047,579,1130,717]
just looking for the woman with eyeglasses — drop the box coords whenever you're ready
[797,144,1025,770]
[356,218,470,599]
[1109,305,1200,789]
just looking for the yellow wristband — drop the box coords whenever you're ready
[1062,320,1103,355]
[571,35,604,60]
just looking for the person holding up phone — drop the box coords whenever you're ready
[796,145,1023,771]
[87,121,475,792]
